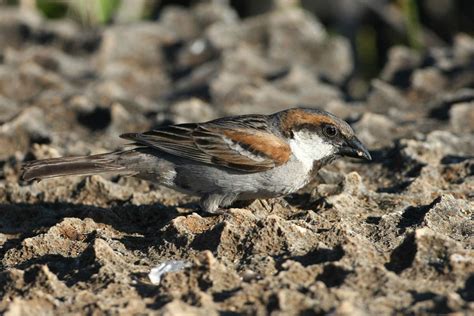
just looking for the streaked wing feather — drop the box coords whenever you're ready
[120,115,290,172]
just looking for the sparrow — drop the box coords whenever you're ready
[21,108,371,214]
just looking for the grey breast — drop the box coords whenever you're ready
[172,154,309,198]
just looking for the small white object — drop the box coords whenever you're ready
[148,260,191,285]
[190,40,206,55]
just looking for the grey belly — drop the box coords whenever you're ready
[127,148,311,200]
[172,158,311,199]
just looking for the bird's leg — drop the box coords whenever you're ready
[199,193,239,216]
[276,197,293,209]
[260,197,295,212]
[199,194,225,215]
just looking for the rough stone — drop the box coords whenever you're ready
[450,102,474,133]
[0,4,473,315]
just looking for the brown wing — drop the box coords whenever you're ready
[120,116,291,173]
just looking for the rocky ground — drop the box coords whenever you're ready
[0,3,473,315]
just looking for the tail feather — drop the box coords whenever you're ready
[21,151,129,181]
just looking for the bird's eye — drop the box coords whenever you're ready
[323,125,338,138]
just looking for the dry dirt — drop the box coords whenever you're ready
[0,3,473,315]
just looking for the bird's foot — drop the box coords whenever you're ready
[260,197,295,212]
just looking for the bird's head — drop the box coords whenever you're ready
[277,108,371,166]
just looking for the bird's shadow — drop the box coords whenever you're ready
[0,200,196,260]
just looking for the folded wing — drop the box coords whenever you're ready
[120,117,291,172]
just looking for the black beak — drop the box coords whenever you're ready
[339,137,372,161]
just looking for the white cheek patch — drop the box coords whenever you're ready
[289,131,335,169]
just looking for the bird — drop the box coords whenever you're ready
[21,107,371,214]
